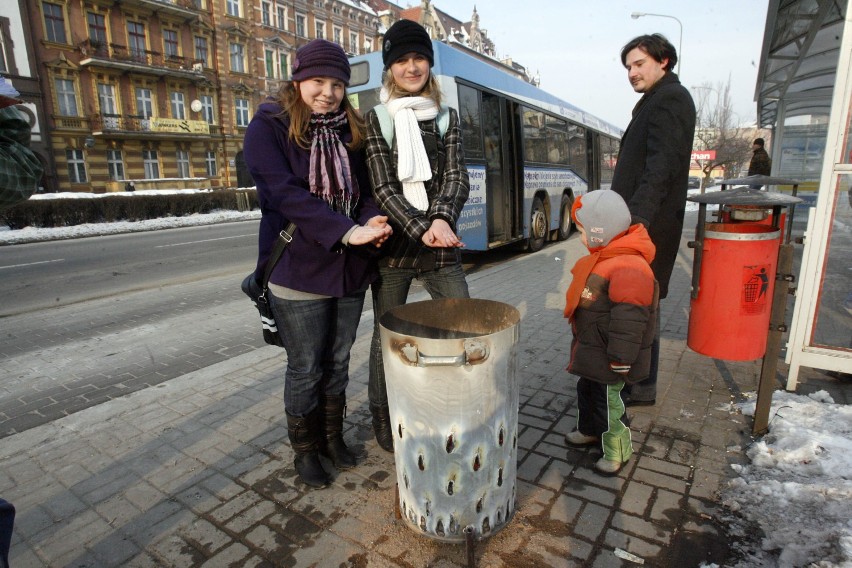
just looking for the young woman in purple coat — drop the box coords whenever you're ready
[243,39,391,488]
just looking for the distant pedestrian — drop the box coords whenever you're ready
[563,190,658,476]
[748,137,772,187]
[610,33,696,406]
[363,19,470,452]
[243,39,392,488]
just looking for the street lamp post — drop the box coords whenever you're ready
[630,12,683,75]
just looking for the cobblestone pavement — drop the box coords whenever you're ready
[3,226,815,567]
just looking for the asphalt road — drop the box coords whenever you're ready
[0,220,531,438]
[0,220,261,317]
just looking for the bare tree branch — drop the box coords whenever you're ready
[692,79,753,190]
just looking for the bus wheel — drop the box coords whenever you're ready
[558,193,574,241]
[527,196,547,252]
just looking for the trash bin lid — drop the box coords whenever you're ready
[687,186,802,207]
[716,174,802,186]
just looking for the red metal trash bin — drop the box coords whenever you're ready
[687,223,781,360]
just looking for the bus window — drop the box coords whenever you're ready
[600,136,618,189]
[568,123,588,180]
[545,115,568,165]
[458,84,483,159]
[523,108,547,163]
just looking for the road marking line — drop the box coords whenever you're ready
[156,234,256,248]
[0,258,66,269]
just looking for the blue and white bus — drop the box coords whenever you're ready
[347,41,622,252]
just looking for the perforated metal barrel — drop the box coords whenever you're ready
[379,298,521,543]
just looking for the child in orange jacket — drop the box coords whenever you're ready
[563,190,659,475]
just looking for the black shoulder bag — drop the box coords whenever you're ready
[241,222,296,347]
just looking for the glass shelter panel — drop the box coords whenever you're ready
[811,173,852,351]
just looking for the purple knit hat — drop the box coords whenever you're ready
[291,39,350,85]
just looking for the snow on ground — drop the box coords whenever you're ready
[718,391,852,567]
[0,189,260,245]
[5,186,851,567]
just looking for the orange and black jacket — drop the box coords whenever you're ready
[568,230,659,385]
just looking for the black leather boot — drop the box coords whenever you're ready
[320,394,358,469]
[370,402,394,453]
[286,409,330,488]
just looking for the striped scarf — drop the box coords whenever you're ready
[308,109,358,218]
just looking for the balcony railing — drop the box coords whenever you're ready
[91,114,219,136]
[118,0,198,18]
[79,40,205,78]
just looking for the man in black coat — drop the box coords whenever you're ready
[611,34,696,406]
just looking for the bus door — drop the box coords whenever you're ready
[480,92,517,243]
[587,131,600,191]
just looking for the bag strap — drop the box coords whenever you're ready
[260,221,297,294]
[374,104,450,148]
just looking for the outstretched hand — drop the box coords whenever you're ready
[350,216,392,247]
[422,218,465,248]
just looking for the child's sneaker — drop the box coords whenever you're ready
[594,457,627,476]
[564,430,599,446]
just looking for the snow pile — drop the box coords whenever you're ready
[721,390,852,567]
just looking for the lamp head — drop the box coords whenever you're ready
[631,12,645,19]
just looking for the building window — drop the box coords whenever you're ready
[265,49,286,79]
[315,21,325,40]
[226,0,240,17]
[176,149,190,178]
[55,78,78,116]
[43,2,67,44]
[107,149,124,180]
[333,26,342,46]
[163,29,179,58]
[135,87,153,118]
[276,5,287,30]
[128,21,146,61]
[87,12,107,45]
[205,150,217,176]
[229,42,245,73]
[295,13,306,37]
[66,149,87,183]
[97,83,116,115]
[194,36,208,67]
[261,1,271,26]
[200,94,215,124]
[349,32,358,55]
[170,91,185,119]
[143,149,160,178]
[235,97,249,127]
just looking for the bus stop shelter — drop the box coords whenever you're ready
[755,0,852,387]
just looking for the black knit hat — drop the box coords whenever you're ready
[291,39,351,85]
[382,19,434,69]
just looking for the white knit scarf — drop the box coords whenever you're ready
[381,87,438,211]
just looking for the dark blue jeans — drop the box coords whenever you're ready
[270,291,366,416]
[369,264,469,406]
[0,498,13,568]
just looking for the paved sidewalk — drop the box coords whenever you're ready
[3,229,775,567]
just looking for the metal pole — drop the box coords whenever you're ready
[753,241,795,435]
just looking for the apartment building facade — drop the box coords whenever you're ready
[26,0,381,193]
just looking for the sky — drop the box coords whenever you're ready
[442,0,770,130]
[2,190,851,565]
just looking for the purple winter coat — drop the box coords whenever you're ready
[243,101,384,297]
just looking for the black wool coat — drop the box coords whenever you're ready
[611,72,696,299]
